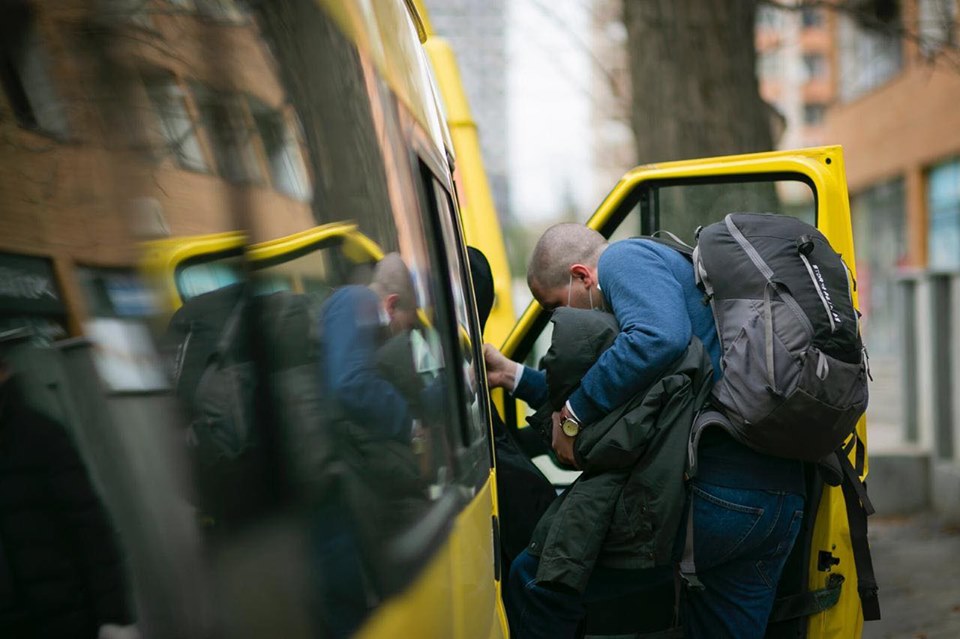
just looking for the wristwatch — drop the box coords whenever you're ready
[561,414,582,437]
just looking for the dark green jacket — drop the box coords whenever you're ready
[527,308,714,593]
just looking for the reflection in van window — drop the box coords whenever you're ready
[0,2,496,636]
[177,260,243,300]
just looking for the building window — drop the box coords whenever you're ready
[758,50,782,80]
[77,267,155,319]
[193,85,263,183]
[249,99,312,201]
[837,12,902,102]
[802,53,827,81]
[918,0,957,57]
[0,252,68,343]
[144,74,208,172]
[0,5,69,138]
[851,178,907,357]
[103,0,155,28]
[928,158,960,270]
[803,103,826,125]
[801,7,824,28]
[756,5,784,30]
[170,0,247,22]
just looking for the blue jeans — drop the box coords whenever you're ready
[682,481,805,639]
[505,550,673,639]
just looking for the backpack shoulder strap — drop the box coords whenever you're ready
[641,232,694,260]
[214,299,246,359]
[836,442,881,621]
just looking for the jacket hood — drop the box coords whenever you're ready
[528,308,619,435]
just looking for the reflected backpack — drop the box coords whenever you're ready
[689,213,869,462]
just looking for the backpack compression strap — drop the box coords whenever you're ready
[837,442,881,621]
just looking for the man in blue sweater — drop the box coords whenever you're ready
[314,253,427,637]
[485,224,805,638]
[319,253,421,443]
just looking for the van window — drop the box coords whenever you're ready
[0,2,490,636]
[609,176,817,243]
[417,171,493,487]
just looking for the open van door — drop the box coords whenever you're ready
[500,146,869,638]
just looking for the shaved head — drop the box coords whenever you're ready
[371,253,416,311]
[527,223,607,291]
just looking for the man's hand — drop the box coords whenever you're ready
[551,410,578,468]
[483,344,518,390]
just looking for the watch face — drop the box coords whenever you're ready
[562,418,580,437]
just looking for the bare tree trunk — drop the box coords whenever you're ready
[624,0,772,162]
[623,0,777,237]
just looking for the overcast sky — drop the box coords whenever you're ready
[507,0,594,224]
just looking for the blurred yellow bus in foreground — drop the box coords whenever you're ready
[0,0,873,637]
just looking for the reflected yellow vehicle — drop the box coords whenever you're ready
[1,0,509,637]
[141,222,385,314]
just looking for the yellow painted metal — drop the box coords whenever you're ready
[451,475,509,639]
[402,0,429,43]
[140,230,245,315]
[143,220,505,639]
[501,145,868,638]
[141,222,383,313]
[413,0,516,348]
[246,223,384,264]
[356,476,508,639]
[142,4,506,638]
[316,0,446,156]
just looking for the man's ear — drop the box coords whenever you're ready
[569,263,594,287]
[384,293,399,318]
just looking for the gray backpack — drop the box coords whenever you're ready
[664,214,880,622]
[690,213,869,462]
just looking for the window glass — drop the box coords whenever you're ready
[193,85,263,183]
[639,178,815,242]
[804,102,826,125]
[0,2,487,636]
[801,7,824,28]
[77,266,155,318]
[0,251,68,343]
[249,98,312,201]
[177,257,243,299]
[758,50,782,80]
[851,178,907,357]
[0,8,69,137]
[802,54,826,81]
[144,74,209,171]
[104,0,155,27]
[756,5,784,30]
[427,177,489,449]
[838,12,902,102]
[928,158,960,270]
[918,0,957,57]
[194,0,247,22]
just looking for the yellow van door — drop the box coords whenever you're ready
[500,145,869,639]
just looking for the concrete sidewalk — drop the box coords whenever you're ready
[863,513,960,639]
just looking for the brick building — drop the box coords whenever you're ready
[756,3,835,150]
[818,0,959,441]
[0,0,313,339]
